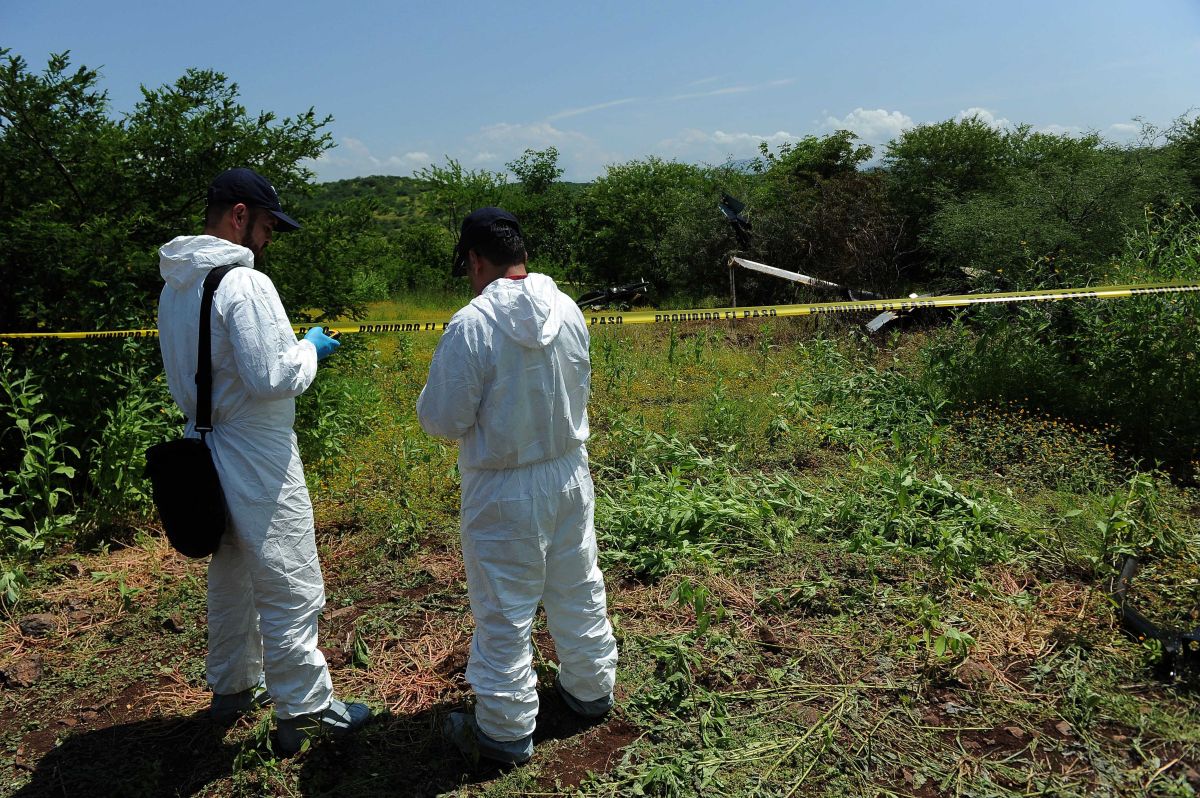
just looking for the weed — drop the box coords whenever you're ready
[671,577,726,638]
[86,365,181,533]
[91,569,144,611]
[629,636,702,715]
[597,441,810,579]
[697,377,745,449]
[839,453,1018,577]
[0,351,79,601]
[1085,470,1182,579]
[595,331,637,393]
[1057,648,1104,728]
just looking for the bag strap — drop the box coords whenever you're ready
[195,264,242,439]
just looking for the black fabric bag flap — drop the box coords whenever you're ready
[144,437,226,558]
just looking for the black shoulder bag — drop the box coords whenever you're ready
[145,264,240,558]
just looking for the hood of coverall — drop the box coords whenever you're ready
[159,235,255,290]
[470,273,565,349]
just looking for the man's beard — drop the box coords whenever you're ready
[241,208,265,261]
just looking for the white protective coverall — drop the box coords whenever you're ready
[157,235,332,719]
[417,273,618,742]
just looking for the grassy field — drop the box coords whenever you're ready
[1,301,1198,797]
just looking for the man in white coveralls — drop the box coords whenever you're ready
[156,167,368,755]
[417,207,619,765]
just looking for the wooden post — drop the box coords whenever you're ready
[728,257,737,309]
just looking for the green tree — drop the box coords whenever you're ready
[882,115,1014,254]
[742,132,907,297]
[1166,113,1200,206]
[0,51,333,334]
[507,146,563,195]
[0,49,338,539]
[506,147,581,279]
[748,171,908,298]
[582,157,734,296]
[268,199,392,321]
[386,221,457,293]
[414,156,508,236]
[924,132,1186,288]
[753,130,872,195]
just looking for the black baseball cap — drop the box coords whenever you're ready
[207,167,301,232]
[451,207,523,276]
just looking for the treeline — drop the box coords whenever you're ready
[307,117,1200,311]
[1,50,1199,599]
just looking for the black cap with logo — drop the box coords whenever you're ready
[451,207,523,277]
[207,167,301,232]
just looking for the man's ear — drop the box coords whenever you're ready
[230,202,250,231]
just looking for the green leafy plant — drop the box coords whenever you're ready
[597,437,809,580]
[842,453,1016,576]
[671,577,726,638]
[295,339,382,483]
[91,570,143,612]
[1087,470,1177,579]
[86,365,182,532]
[0,352,79,587]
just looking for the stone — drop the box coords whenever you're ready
[162,613,185,633]
[18,613,57,638]
[1,656,43,688]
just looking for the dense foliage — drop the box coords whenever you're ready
[0,50,336,580]
[1,47,1199,589]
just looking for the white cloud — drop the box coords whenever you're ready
[656,128,800,165]
[669,85,754,102]
[820,108,914,145]
[547,97,639,121]
[386,151,432,168]
[468,122,621,180]
[662,128,798,148]
[955,107,1012,129]
[668,78,794,102]
[341,137,374,159]
[711,129,799,146]
[478,122,590,146]
[318,138,431,173]
[472,151,499,163]
[1105,122,1141,141]
[1036,123,1082,137]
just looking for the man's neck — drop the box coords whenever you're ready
[204,225,237,246]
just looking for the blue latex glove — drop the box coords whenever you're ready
[303,326,341,361]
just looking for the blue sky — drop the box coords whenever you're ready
[5,0,1199,182]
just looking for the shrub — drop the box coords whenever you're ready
[595,429,809,580]
[86,363,183,534]
[923,206,1200,472]
[0,351,79,602]
[830,454,1018,577]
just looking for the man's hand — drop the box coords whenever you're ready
[302,326,341,361]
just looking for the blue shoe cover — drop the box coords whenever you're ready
[555,675,614,719]
[209,673,272,721]
[442,711,532,766]
[276,698,370,755]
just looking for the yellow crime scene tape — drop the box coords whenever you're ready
[2,280,1199,341]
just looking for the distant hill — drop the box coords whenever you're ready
[299,175,430,231]
[300,174,591,233]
